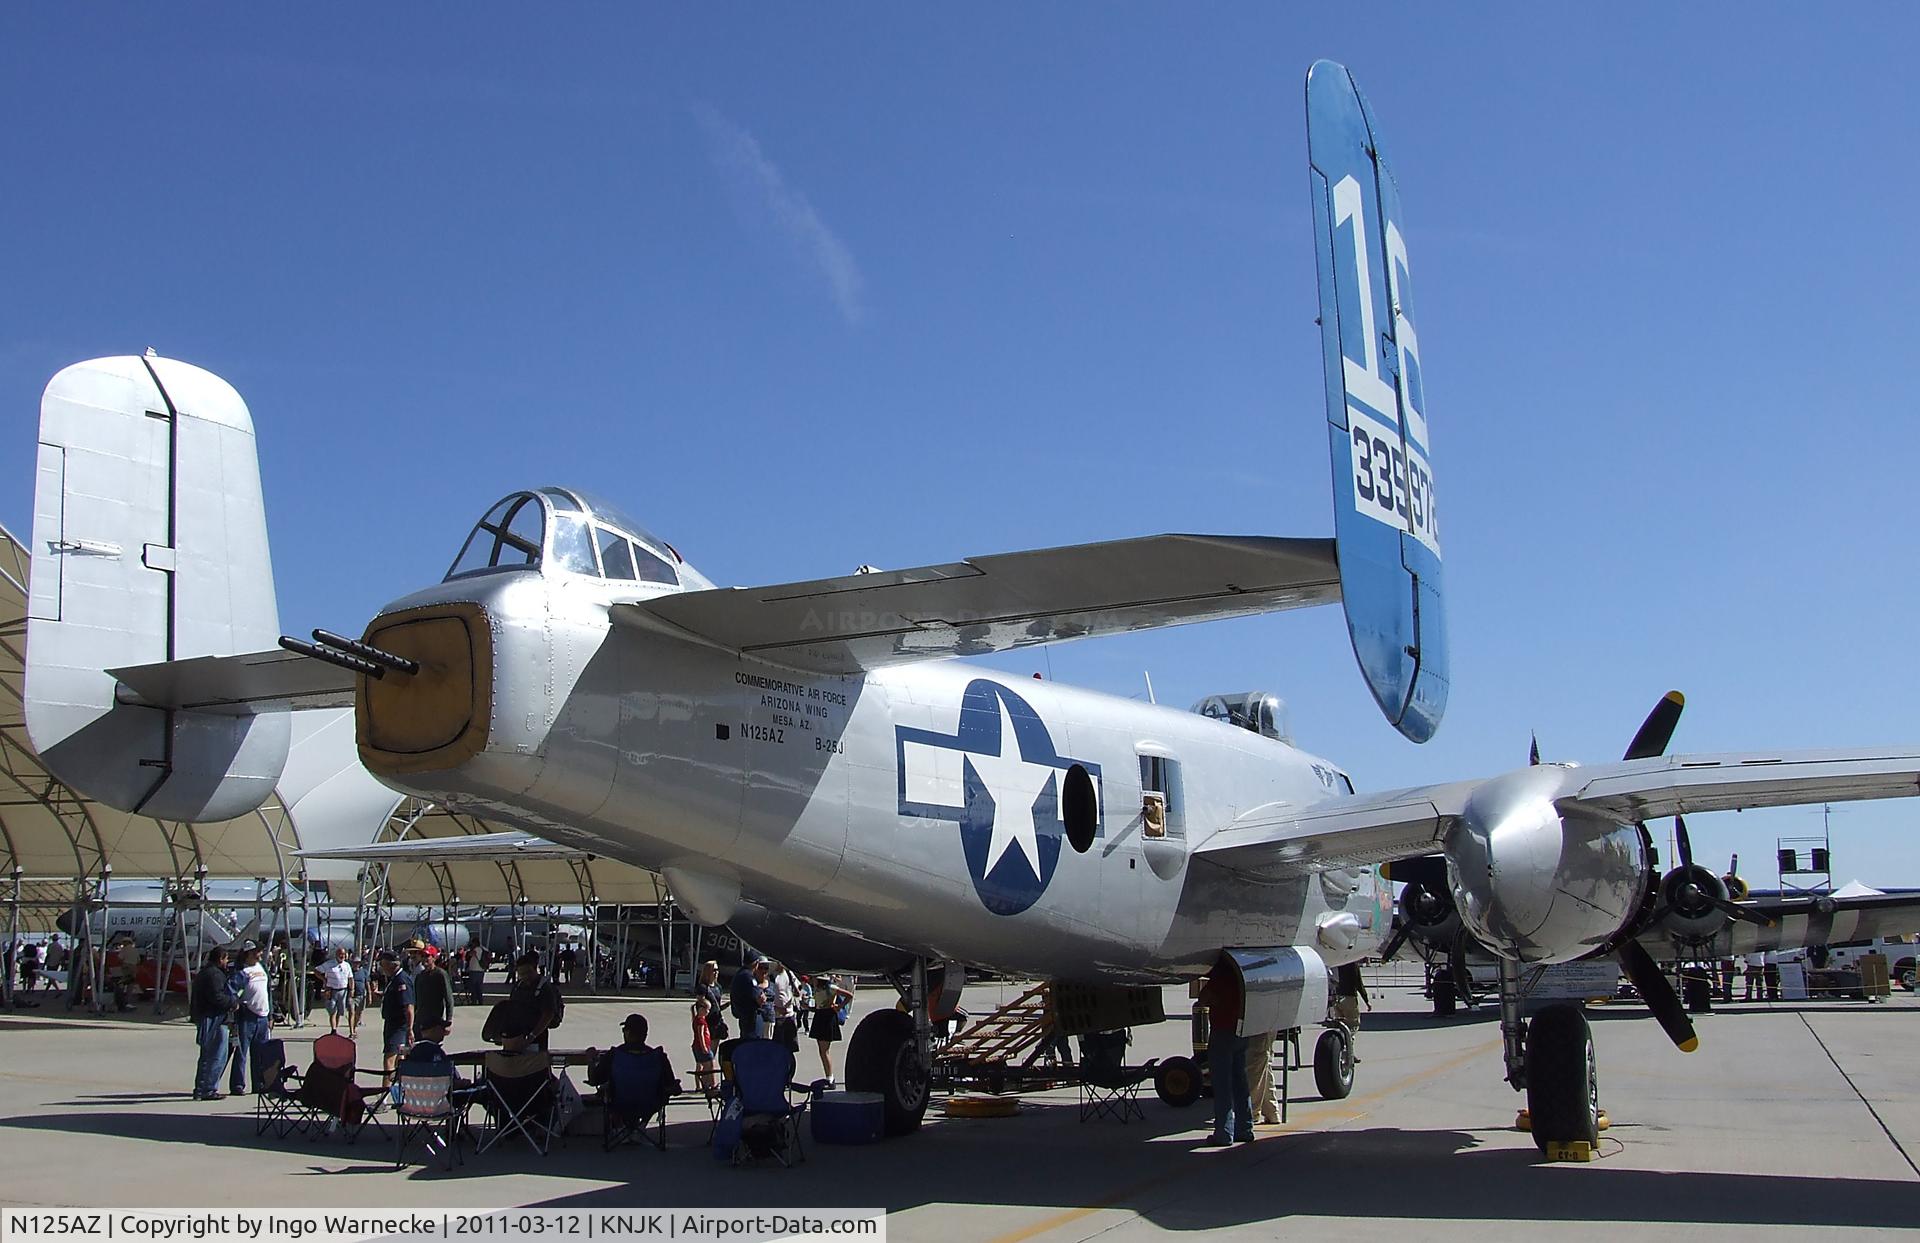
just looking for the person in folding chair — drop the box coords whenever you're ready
[586,1013,683,1152]
[715,1038,813,1167]
[393,1018,475,1170]
[475,998,560,1155]
[1076,1028,1156,1124]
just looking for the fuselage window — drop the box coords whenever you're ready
[633,541,679,585]
[1063,764,1098,853]
[597,527,637,580]
[1139,754,1184,839]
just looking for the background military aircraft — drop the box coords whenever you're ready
[16,61,1920,1155]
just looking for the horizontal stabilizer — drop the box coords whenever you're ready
[616,533,1340,673]
[297,830,585,863]
[111,649,356,714]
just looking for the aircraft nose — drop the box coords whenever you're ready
[356,601,492,777]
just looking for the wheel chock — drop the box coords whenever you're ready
[1544,1140,1597,1162]
[1515,1109,1531,1132]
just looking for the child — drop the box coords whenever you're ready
[690,995,717,1096]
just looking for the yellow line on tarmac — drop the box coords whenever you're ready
[986,1036,1501,1243]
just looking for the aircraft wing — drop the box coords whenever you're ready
[1560,750,1920,821]
[1195,780,1481,874]
[296,831,587,863]
[1195,748,1920,876]
[1641,890,1920,958]
[612,534,1340,673]
[108,649,356,713]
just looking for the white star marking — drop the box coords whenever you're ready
[965,696,1061,878]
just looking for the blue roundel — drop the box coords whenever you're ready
[895,680,1101,916]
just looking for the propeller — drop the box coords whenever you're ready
[1657,817,1774,928]
[1610,691,1698,1050]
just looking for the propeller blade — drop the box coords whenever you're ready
[1674,814,1695,870]
[1376,922,1412,964]
[1623,690,1686,761]
[1617,939,1698,1052]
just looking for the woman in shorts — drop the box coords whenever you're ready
[809,975,854,1083]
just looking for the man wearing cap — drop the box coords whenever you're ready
[228,943,272,1095]
[585,1013,680,1105]
[410,942,455,1042]
[377,949,415,1081]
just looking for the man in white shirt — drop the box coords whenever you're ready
[1743,952,1764,1001]
[319,947,354,1035]
[228,943,273,1095]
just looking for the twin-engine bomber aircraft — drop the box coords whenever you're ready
[20,62,1920,1152]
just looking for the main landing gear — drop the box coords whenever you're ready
[1499,961,1600,1152]
[845,957,933,1136]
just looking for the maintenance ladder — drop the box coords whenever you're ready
[938,982,1059,1070]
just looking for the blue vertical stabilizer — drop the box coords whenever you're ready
[1306,61,1448,742]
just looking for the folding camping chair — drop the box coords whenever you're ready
[603,1047,675,1152]
[718,1038,811,1167]
[252,1039,310,1138]
[1077,1029,1153,1123]
[393,1068,472,1170]
[291,1032,390,1143]
[476,1049,559,1155]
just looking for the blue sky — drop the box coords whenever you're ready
[2,9,1916,884]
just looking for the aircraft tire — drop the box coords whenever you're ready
[845,1009,929,1137]
[1153,1055,1202,1107]
[1524,1004,1599,1153]
[1313,1028,1354,1100]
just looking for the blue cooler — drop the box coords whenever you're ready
[811,1090,885,1144]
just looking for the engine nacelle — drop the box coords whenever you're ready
[1444,766,1650,964]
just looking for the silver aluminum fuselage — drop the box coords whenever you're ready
[361,569,1383,982]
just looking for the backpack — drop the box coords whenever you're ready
[545,981,565,1030]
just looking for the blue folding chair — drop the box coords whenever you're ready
[604,1047,675,1151]
[719,1038,812,1167]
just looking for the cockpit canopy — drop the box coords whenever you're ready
[1190,690,1291,744]
[446,486,706,588]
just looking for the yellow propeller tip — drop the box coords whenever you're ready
[1664,690,1686,706]
[1678,1037,1700,1053]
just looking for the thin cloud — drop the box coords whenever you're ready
[695,104,866,325]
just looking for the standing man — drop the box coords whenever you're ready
[318,947,353,1036]
[42,934,67,992]
[376,949,415,1082]
[228,943,272,1095]
[505,950,564,1051]
[730,955,768,1040]
[410,943,455,1042]
[189,946,237,1100]
[1246,1030,1279,1126]
[1199,956,1253,1145]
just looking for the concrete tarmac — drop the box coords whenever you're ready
[0,968,1914,1240]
